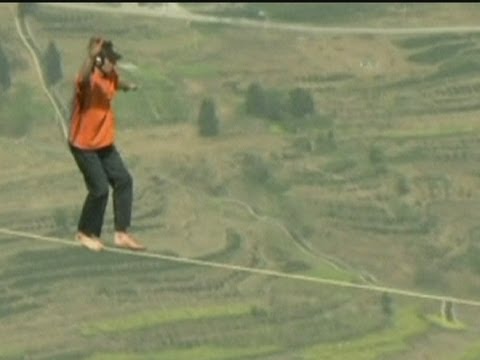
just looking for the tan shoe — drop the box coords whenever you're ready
[76,232,105,252]
[114,232,146,251]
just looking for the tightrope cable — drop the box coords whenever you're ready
[1,227,480,308]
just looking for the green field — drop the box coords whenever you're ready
[1,3,480,359]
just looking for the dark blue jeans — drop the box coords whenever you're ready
[69,144,133,237]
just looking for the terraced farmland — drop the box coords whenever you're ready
[1,3,480,359]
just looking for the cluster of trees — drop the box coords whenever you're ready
[245,82,315,121]
[197,82,316,137]
[0,7,63,137]
[2,2,63,92]
[0,41,62,90]
[13,3,315,141]
[18,2,64,86]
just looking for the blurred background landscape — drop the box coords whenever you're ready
[1,3,480,359]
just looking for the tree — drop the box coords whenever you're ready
[441,300,456,323]
[245,82,266,116]
[289,87,315,117]
[198,97,219,137]
[43,40,63,86]
[380,292,394,317]
[245,82,286,121]
[263,89,285,122]
[0,44,11,91]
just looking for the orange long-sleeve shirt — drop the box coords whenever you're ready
[69,67,119,149]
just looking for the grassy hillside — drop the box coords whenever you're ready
[183,3,480,27]
[1,3,480,359]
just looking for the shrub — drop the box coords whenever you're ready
[380,292,395,317]
[289,87,315,117]
[197,97,219,137]
[245,82,266,116]
[43,41,63,86]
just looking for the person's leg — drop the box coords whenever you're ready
[98,145,133,232]
[69,145,110,237]
[100,145,145,250]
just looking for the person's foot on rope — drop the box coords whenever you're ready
[76,232,105,252]
[114,231,146,251]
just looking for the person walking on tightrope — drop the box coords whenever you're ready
[68,36,146,252]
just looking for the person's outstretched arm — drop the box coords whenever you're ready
[118,79,138,92]
[78,37,104,87]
